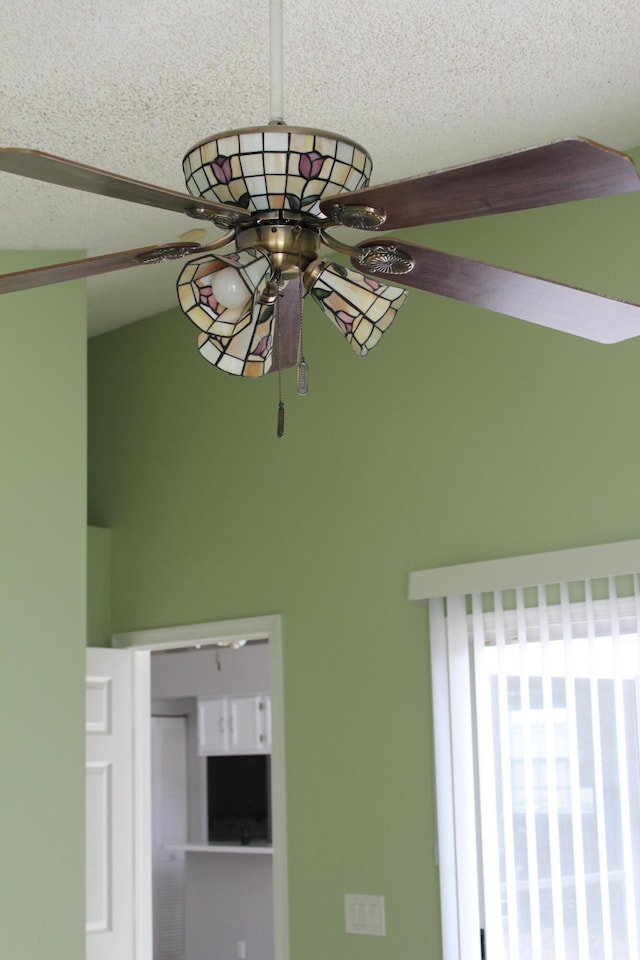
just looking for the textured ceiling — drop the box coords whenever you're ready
[1,0,639,335]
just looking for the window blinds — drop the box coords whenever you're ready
[429,570,640,960]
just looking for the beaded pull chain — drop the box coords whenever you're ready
[275,285,285,438]
[296,234,308,396]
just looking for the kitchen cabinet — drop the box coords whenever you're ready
[197,694,271,755]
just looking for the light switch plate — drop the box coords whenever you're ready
[344,893,386,936]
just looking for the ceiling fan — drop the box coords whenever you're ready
[2,0,640,398]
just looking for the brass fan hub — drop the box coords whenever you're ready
[235,214,321,279]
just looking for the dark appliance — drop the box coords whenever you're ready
[207,754,271,845]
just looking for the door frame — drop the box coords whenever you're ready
[113,614,288,960]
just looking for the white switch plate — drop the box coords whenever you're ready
[344,893,386,936]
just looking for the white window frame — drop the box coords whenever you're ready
[409,538,640,960]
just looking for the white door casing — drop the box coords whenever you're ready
[113,614,289,960]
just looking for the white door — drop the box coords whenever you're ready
[86,647,138,960]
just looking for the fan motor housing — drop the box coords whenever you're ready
[235,217,321,278]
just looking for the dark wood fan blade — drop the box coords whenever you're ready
[0,242,203,294]
[323,139,640,231]
[270,280,301,372]
[0,148,250,226]
[351,240,640,343]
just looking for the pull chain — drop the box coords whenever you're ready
[275,287,285,438]
[296,235,309,396]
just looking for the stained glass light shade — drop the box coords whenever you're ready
[308,261,408,357]
[178,250,409,378]
[177,249,276,378]
[183,126,373,217]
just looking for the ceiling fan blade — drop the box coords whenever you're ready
[269,280,301,373]
[322,138,640,231]
[0,148,250,226]
[351,240,640,344]
[0,242,203,294]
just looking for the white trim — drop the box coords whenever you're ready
[429,600,472,958]
[165,843,273,855]
[113,614,280,650]
[446,596,481,958]
[114,614,289,960]
[132,651,152,960]
[409,539,640,602]
[428,599,459,959]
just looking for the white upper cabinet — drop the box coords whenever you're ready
[197,694,229,753]
[197,694,271,755]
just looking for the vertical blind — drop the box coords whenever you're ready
[429,570,640,960]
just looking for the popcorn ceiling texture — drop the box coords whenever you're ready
[1,0,639,334]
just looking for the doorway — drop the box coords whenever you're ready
[112,614,289,960]
[151,641,274,960]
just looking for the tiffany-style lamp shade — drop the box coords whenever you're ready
[183,126,373,217]
[307,260,407,358]
[177,249,408,378]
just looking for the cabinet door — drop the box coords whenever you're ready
[198,694,272,754]
[228,694,265,752]
[197,696,229,755]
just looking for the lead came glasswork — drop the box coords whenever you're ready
[308,261,408,357]
[177,249,279,378]
[183,126,373,217]
[177,248,409,378]
[176,124,409,381]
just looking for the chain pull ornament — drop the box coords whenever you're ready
[296,358,308,395]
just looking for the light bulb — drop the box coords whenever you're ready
[210,267,252,310]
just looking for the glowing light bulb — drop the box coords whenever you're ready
[210,267,251,310]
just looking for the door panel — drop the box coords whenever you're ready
[228,694,263,751]
[197,696,229,754]
[86,647,135,960]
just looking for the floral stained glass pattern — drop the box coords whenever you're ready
[177,251,409,377]
[308,261,408,356]
[183,126,373,217]
[177,249,278,378]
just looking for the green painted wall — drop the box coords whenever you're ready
[1,253,86,960]
[87,526,112,647]
[88,153,640,960]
